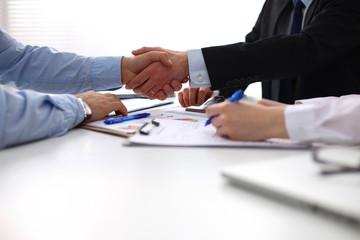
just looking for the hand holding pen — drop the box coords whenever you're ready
[205,90,288,141]
[204,90,244,126]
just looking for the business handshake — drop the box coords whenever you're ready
[122,47,190,101]
[78,47,211,123]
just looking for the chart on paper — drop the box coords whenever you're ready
[127,118,311,149]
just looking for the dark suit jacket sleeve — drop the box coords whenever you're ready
[201,0,360,91]
[215,0,268,98]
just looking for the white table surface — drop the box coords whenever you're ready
[0,127,359,240]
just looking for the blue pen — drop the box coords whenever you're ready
[104,113,150,125]
[204,90,244,126]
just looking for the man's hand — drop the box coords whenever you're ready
[126,47,189,99]
[205,100,289,141]
[178,87,215,107]
[150,78,189,100]
[75,90,127,122]
[121,51,173,86]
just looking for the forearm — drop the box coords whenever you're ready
[265,106,288,139]
[285,95,360,143]
[0,29,122,94]
[0,87,84,149]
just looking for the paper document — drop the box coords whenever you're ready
[98,88,144,99]
[121,97,174,113]
[99,88,176,100]
[144,107,208,123]
[81,106,207,137]
[81,117,148,137]
[126,118,310,149]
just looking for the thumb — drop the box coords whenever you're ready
[132,46,163,56]
[143,51,172,67]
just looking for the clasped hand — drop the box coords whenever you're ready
[124,47,190,100]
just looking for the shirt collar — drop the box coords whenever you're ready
[293,0,313,9]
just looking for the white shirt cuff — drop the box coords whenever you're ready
[295,96,338,105]
[187,49,212,88]
[284,104,318,141]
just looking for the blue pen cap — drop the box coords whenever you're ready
[229,90,244,103]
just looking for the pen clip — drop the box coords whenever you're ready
[139,119,160,135]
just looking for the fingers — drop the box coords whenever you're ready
[137,78,162,98]
[132,46,164,56]
[101,94,128,117]
[197,87,214,106]
[210,114,221,128]
[78,91,128,122]
[128,62,169,98]
[170,80,183,91]
[160,79,185,99]
[163,84,176,97]
[154,90,167,100]
[122,51,172,87]
[177,88,195,107]
[178,91,186,107]
[205,102,226,118]
[196,89,207,106]
[182,88,191,107]
[209,115,229,138]
[159,53,173,67]
[182,76,189,84]
[111,97,128,117]
[216,127,230,138]
[140,86,167,100]
[188,88,199,106]
[177,87,214,108]
[126,65,152,90]
[206,104,230,138]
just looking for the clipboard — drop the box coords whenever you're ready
[79,98,175,137]
[79,114,145,137]
[80,124,133,137]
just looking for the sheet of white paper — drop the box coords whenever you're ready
[83,106,207,135]
[98,88,140,98]
[84,118,149,134]
[145,107,208,123]
[127,118,310,149]
[121,97,174,113]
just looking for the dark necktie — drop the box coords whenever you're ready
[278,0,305,104]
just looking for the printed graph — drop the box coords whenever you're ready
[173,118,198,122]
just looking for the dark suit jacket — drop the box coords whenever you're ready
[202,0,360,101]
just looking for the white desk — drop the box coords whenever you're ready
[0,128,359,240]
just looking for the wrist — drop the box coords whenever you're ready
[267,107,289,139]
[77,97,92,121]
[121,56,130,86]
[180,51,190,76]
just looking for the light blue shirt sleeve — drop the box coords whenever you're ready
[0,86,84,149]
[187,49,212,88]
[0,28,122,94]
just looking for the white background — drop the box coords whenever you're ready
[2,0,266,97]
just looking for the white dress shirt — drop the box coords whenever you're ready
[285,95,360,143]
